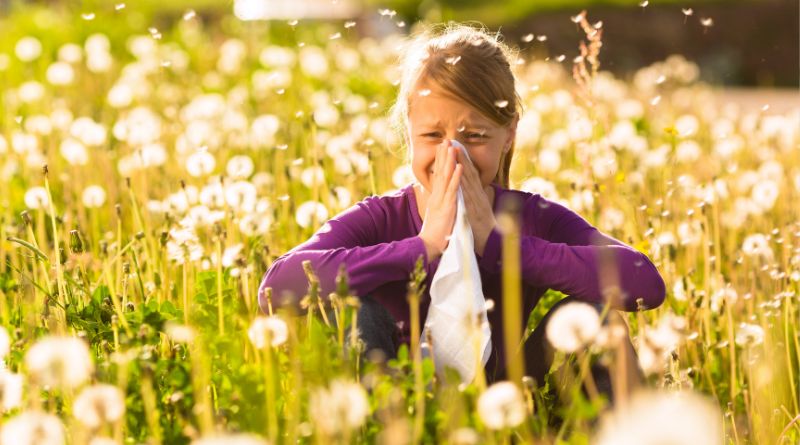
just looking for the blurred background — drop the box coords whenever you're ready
[1,0,797,90]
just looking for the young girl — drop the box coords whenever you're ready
[258,23,666,394]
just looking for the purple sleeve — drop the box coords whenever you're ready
[477,194,666,311]
[257,197,430,312]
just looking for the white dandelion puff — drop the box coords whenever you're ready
[594,390,723,445]
[186,151,216,177]
[248,316,288,349]
[477,381,526,430]
[15,37,42,62]
[735,323,764,347]
[295,201,328,229]
[309,379,370,435]
[24,187,50,210]
[81,185,107,208]
[545,302,601,353]
[226,155,254,179]
[0,411,65,445]
[73,384,125,428]
[25,336,94,389]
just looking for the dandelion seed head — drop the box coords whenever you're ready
[0,411,64,445]
[82,185,107,208]
[477,381,526,429]
[248,316,288,349]
[545,302,601,352]
[309,379,370,435]
[73,384,125,428]
[15,37,42,62]
[25,336,93,389]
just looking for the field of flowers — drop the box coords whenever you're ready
[0,3,798,445]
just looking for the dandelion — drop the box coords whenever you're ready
[0,370,23,412]
[15,37,42,62]
[226,155,254,179]
[700,17,714,27]
[521,33,534,43]
[186,151,216,177]
[166,226,204,264]
[545,302,601,352]
[638,0,649,7]
[46,62,75,86]
[18,81,45,103]
[73,384,125,428]
[60,138,88,166]
[494,100,509,108]
[682,8,694,16]
[710,284,738,312]
[24,186,50,210]
[594,390,723,445]
[295,201,328,229]
[734,323,764,346]
[182,9,196,20]
[742,233,773,260]
[309,379,370,435]
[81,12,95,20]
[751,179,779,212]
[114,3,126,10]
[25,336,94,389]
[300,165,326,188]
[248,316,288,349]
[82,185,107,208]
[0,411,65,445]
[191,434,269,445]
[344,21,356,28]
[164,322,196,343]
[0,326,10,358]
[477,381,526,429]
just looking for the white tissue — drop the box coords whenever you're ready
[420,139,492,384]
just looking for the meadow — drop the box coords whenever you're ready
[0,4,798,444]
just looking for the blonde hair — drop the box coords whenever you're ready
[388,22,523,188]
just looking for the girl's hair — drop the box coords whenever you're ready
[388,22,523,188]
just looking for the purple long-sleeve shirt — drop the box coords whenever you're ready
[258,181,666,374]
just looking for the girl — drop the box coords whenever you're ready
[258,23,666,396]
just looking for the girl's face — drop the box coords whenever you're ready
[406,79,517,193]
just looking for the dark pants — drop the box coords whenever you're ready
[347,295,643,405]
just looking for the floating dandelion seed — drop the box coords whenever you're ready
[418,89,431,97]
[656,74,667,84]
[183,9,196,20]
[494,100,509,108]
[536,35,547,41]
[700,17,714,27]
[761,104,770,111]
[573,55,584,63]
[288,19,298,26]
[329,32,341,40]
[396,21,406,27]
[639,0,649,7]
[81,12,95,20]
[593,20,603,28]
[457,125,466,132]
[651,95,662,106]
[115,3,126,10]
[521,33,534,43]
[344,21,356,28]
[570,13,584,23]
[555,54,566,62]
[682,8,693,16]
[445,55,461,65]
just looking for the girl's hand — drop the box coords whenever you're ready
[454,146,498,257]
[418,140,463,261]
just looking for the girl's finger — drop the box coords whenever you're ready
[447,163,463,198]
